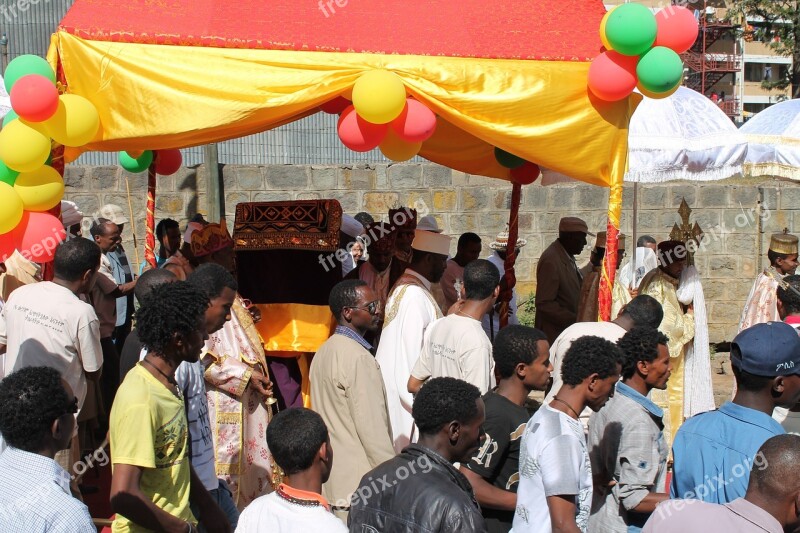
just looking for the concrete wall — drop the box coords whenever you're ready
[64,162,796,344]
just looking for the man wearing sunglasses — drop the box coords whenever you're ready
[0,366,95,532]
[310,280,395,523]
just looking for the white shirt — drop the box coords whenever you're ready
[0,282,103,411]
[544,321,626,429]
[236,491,346,533]
[772,406,800,436]
[513,405,593,533]
[482,253,519,340]
[411,314,495,393]
[175,359,219,491]
[376,269,441,452]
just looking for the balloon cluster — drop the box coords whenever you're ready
[588,5,698,101]
[0,55,101,262]
[494,148,541,185]
[325,70,437,162]
[117,148,183,176]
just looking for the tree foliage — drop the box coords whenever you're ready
[725,0,800,98]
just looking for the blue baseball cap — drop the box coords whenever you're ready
[731,322,800,377]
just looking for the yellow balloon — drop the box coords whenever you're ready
[14,165,65,212]
[352,70,407,125]
[43,94,100,147]
[0,182,24,234]
[379,129,422,162]
[637,79,681,99]
[599,6,617,50]
[0,120,51,173]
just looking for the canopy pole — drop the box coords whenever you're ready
[144,162,157,269]
[500,182,522,329]
[205,143,224,221]
[631,182,638,289]
[599,179,623,321]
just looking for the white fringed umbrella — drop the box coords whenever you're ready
[625,87,747,183]
[740,98,800,181]
[0,75,10,121]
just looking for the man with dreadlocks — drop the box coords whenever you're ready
[109,282,231,533]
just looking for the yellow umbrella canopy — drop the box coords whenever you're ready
[48,0,634,187]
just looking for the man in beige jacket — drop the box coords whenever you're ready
[310,279,396,522]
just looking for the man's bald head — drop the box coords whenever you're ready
[746,434,800,529]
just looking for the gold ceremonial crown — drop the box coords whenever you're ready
[770,231,798,256]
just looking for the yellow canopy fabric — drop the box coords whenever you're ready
[49,32,634,188]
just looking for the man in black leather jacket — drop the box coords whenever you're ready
[348,377,488,532]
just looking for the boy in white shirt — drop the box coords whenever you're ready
[408,259,500,394]
[513,336,624,533]
[236,408,345,533]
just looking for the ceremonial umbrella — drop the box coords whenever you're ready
[0,76,10,120]
[47,0,637,325]
[740,98,800,181]
[625,86,747,260]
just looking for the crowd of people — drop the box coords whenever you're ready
[0,201,799,533]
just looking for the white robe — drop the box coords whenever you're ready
[375,269,442,452]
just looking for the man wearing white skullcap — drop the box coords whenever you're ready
[60,201,84,238]
[375,228,452,452]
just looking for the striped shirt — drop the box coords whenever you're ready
[0,447,95,532]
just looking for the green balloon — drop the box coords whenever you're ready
[4,54,56,93]
[605,3,657,56]
[2,110,18,128]
[0,160,19,186]
[119,150,154,173]
[494,147,526,169]
[637,47,685,94]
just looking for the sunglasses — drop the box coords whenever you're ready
[345,300,382,315]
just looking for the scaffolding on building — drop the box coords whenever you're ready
[681,1,742,120]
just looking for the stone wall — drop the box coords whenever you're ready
[63,162,798,344]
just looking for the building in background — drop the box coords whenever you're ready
[603,0,794,123]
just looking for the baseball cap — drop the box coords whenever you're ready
[95,204,129,225]
[731,322,800,377]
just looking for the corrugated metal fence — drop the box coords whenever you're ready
[1,0,421,166]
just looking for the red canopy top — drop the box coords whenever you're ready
[59,0,605,61]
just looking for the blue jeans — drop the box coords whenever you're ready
[191,479,240,531]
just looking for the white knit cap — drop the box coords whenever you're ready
[411,229,451,256]
[416,215,443,233]
[60,201,84,227]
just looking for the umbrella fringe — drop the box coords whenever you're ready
[744,162,800,181]
[625,164,743,183]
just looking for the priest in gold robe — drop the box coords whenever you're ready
[639,240,695,445]
[738,232,799,332]
[191,222,276,509]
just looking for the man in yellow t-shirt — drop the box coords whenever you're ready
[109,282,231,533]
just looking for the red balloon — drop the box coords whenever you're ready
[155,149,183,176]
[337,105,388,152]
[320,96,351,115]
[654,7,699,54]
[11,211,66,263]
[390,98,437,143]
[510,162,541,185]
[588,51,639,102]
[9,74,59,123]
[0,232,17,263]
